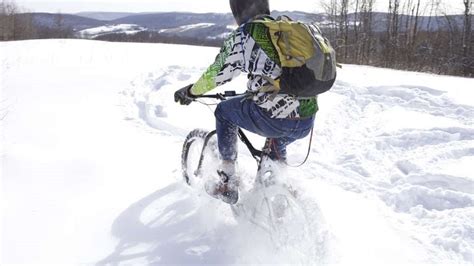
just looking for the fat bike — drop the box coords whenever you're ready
[180,91,309,247]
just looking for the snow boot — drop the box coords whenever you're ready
[205,170,239,205]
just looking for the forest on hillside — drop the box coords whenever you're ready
[1,0,472,77]
[318,0,472,76]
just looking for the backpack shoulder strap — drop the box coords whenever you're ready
[251,15,275,23]
[276,15,293,21]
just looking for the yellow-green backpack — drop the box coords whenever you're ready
[256,16,337,97]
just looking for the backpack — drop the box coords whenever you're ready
[255,16,337,98]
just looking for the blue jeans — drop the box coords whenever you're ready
[215,96,315,162]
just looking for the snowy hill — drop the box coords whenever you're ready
[22,11,467,43]
[26,12,106,31]
[78,24,147,39]
[1,39,473,265]
[75,12,136,21]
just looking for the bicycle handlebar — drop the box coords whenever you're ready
[193,91,243,101]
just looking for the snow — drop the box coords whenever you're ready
[226,25,238,31]
[158,23,216,34]
[206,32,232,40]
[1,39,473,265]
[78,24,147,38]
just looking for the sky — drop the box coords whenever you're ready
[16,0,464,15]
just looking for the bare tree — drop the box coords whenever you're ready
[53,12,69,38]
[426,0,442,31]
[353,0,360,61]
[316,0,470,76]
[402,0,413,46]
[319,0,339,51]
[340,0,350,60]
[360,0,376,64]
[386,0,401,66]
[0,0,37,40]
[412,0,421,46]
[0,0,17,40]
[463,0,472,75]
[387,0,400,38]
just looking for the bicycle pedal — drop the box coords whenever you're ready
[204,180,239,205]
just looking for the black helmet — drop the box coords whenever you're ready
[229,0,270,25]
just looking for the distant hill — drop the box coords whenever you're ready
[75,12,136,21]
[73,10,467,34]
[26,13,105,31]
[20,11,468,45]
[111,12,236,30]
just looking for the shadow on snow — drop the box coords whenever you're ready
[97,182,234,265]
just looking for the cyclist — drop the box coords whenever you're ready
[175,0,317,204]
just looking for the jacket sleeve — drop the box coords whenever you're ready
[190,30,243,95]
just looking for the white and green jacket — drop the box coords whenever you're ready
[190,18,318,119]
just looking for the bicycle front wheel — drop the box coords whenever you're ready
[181,129,218,186]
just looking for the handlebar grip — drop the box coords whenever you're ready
[224,91,237,97]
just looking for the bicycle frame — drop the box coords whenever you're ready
[193,91,264,176]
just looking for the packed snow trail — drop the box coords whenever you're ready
[1,40,473,265]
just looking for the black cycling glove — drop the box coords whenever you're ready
[174,84,195,105]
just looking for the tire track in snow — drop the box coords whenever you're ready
[118,66,203,138]
[311,80,474,262]
[337,82,474,126]
[119,66,473,263]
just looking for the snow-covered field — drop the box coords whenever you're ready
[1,39,473,265]
[78,24,147,39]
[159,23,216,33]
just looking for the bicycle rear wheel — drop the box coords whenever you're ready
[181,129,218,186]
